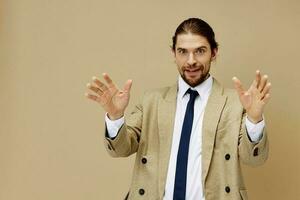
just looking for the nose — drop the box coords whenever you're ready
[187,53,196,66]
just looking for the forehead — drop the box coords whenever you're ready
[176,33,210,49]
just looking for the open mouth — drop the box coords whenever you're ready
[184,68,201,77]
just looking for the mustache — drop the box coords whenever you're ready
[184,64,204,70]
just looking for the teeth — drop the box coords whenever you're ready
[187,69,198,72]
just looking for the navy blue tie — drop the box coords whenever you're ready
[173,89,199,200]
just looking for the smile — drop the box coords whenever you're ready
[186,68,200,72]
[184,68,201,77]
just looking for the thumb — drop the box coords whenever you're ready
[232,76,244,95]
[123,79,133,93]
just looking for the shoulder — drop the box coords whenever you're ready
[212,78,242,108]
[212,78,239,102]
[135,85,176,111]
[143,85,177,100]
[224,88,239,101]
[222,87,245,115]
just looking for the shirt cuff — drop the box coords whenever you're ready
[105,113,125,138]
[245,115,265,143]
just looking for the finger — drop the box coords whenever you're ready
[255,70,261,88]
[86,83,102,95]
[250,79,257,89]
[258,75,268,92]
[92,76,108,91]
[262,93,271,104]
[85,93,98,102]
[232,77,245,95]
[103,73,116,88]
[261,82,271,99]
[123,79,133,93]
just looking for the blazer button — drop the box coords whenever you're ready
[253,147,259,156]
[225,154,230,160]
[139,188,145,195]
[225,186,231,193]
[141,157,147,164]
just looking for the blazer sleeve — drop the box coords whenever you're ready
[103,101,143,158]
[238,110,269,166]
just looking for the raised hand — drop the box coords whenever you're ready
[85,73,132,120]
[232,70,271,123]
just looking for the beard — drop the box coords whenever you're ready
[180,65,210,87]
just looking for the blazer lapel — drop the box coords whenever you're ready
[202,78,227,186]
[157,84,177,198]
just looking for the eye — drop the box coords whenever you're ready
[177,49,187,54]
[195,48,205,55]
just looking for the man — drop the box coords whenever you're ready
[85,18,271,200]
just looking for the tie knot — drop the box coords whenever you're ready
[187,89,199,100]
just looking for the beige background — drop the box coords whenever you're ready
[1,0,299,199]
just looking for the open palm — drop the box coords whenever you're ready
[232,70,271,123]
[86,73,132,120]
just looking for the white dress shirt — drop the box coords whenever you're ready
[105,75,265,200]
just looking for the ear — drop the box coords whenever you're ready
[211,48,218,61]
[170,46,176,57]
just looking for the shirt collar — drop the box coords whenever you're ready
[178,74,213,99]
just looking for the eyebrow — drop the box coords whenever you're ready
[176,47,187,51]
[196,46,208,50]
[176,46,208,51]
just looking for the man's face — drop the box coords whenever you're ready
[173,33,217,87]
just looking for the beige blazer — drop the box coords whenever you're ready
[104,78,269,200]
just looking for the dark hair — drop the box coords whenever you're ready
[172,18,218,51]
